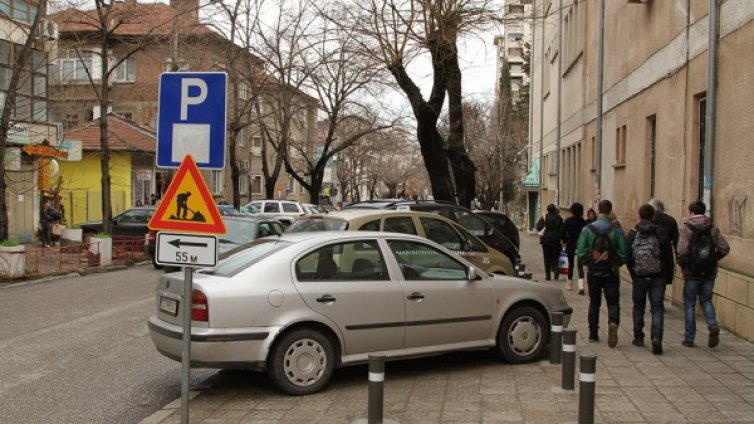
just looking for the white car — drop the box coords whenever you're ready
[242,200,305,216]
[147,231,572,395]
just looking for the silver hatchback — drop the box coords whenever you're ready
[148,232,572,395]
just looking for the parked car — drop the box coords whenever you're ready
[344,200,520,265]
[146,216,286,268]
[79,206,156,238]
[241,200,306,216]
[148,231,572,395]
[287,210,514,275]
[302,203,323,214]
[473,210,520,251]
[217,205,245,217]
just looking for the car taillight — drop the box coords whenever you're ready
[147,231,157,242]
[191,289,209,322]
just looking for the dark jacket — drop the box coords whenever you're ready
[626,220,674,283]
[653,212,679,252]
[677,214,730,278]
[536,212,564,247]
[561,216,587,254]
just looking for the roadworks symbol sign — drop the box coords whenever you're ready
[148,155,226,234]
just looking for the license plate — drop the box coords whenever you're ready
[160,297,178,316]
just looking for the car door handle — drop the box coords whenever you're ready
[316,295,336,303]
[407,292,425,301]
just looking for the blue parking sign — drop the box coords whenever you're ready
[157,72,227,169]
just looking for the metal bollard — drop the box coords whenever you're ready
[561,328,577,390]
[549,312,564,364]
[578,355,597,424]
[368,353,385,424]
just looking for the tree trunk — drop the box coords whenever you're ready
[228,132,240,208]
[416,119,455,202]
[100,36,113,234]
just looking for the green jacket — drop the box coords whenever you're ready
[576,215,627,270]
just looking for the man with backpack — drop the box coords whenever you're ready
[677,200,730,348]
[626,204,674,354]
[576,199,627,347]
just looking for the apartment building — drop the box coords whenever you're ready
[528,0,754,341]
[495,0,533,102]
[1,1,59,241]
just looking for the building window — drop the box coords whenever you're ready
[251,175,262,195]
[615,125,627,166]
[239,175,249,195]
[251,136,262,156]
[590,136,597,171]
[1,0,39,23]
[64,113,79,129]
[211,170,224,195]
[543,51,551,98]
[647,115,657,197]
[241,159,250,170]
[54,49,97,83]
[0,40,48,122]
[110,57,136,83]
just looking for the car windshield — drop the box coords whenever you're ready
[199,239,292,277]
[286,217,348,233]
[220,219,259,245]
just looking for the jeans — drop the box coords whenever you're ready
[542,245,561,280]
[632,277,666,341]
[587,274,620,337]
[566,250,584,280]
[684,278,718,343]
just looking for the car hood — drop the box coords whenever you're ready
[80,220,104,227]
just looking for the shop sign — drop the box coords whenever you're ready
[23,145,69,158]
[58,140,82,161]
[4,148,21,171]
[8,123,30,145]
[136,169,152,181]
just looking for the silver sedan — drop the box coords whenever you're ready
[148,231,572,395]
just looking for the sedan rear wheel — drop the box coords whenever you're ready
[268,329,334,395]
[495,306,547,364]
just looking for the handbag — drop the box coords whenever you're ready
[559,250,570,275]
[52,223,65,236]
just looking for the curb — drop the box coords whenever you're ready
[0,262,151,289]
[139,391,201,424]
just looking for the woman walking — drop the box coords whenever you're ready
[562,202,587,294]
[536,204,564,281]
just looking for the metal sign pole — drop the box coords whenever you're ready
[180,266,193,424]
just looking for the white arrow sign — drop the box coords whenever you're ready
[156,232,218,268]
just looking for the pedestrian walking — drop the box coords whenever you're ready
[39,199,55,248]
[576,199,627,347]
[649,198,679,250]
[561,202,587,294]
[626,204,674,355]
[677,200,730,348]
[586,208,597,224]
[536,204,564,281]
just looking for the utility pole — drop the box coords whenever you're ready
[538,0,545,217]
[555,0,563,206]
[704,0,719,217]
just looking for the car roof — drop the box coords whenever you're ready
[301,209,440,220]
[277,230,427,244]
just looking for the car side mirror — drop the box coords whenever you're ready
[468,267,481,281]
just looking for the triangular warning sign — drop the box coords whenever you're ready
[149,155,226,234]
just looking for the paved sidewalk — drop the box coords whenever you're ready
[143,233,754,423]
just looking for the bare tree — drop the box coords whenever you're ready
[52,0,178,233]
[0,0,47,239]
[336,0,495,207]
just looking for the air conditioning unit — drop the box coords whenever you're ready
[37,19,59,40]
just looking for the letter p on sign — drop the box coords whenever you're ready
[181,78,208,120]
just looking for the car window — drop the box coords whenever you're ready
[420,218,463,250]
[387,240,468,281]
[282,203,300,213]
[358,219,380,231]
[383,217,417,235]
[295,240,388,281]
[453,210,489,236]
[201,239,292,277]
[306,205,321,214]
[246,202,262,213]
[454,224,488,252]
[286,217,348,233]
[263,202,280,213]
[118,209,148,223]
[221,220,257,245]
[270,222,285,234]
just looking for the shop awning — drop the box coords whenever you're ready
[521,158,540,190]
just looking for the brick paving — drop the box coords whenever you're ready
[143,232,754,423]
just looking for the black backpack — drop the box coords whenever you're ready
[588,224,615,277]
[686,224,717,277]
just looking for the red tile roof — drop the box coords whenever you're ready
[49,2,213,37]
[64,114,156,152]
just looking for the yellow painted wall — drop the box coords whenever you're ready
[55,151,132,225]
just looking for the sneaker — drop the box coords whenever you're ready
[588,334,600,342]
[681,340,695,347]
[566,280,573,291]
[608,323,618,348]
[651,338,662,355]
[709,326,720,348]
[632,338,644,347]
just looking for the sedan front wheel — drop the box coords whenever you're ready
[268,328,334,395]
[495,305,547,364]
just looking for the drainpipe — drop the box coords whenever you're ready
[527,5,535,170]
[595,0,605,201]
[538,0,546,216]
[555,0,563,206]
[704,0,719,217]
